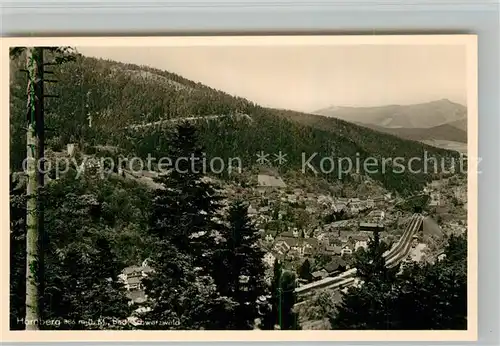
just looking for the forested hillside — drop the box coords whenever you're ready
[9,47,469,332]
[10,53,461,195]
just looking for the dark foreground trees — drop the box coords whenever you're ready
[330,231,467,330]
[11,122,271,330]
[219,201,267,329]
[10,170,134,330]
[142,123,235,329]
[143,123,268,330]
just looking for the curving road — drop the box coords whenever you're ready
[124,113,252,130]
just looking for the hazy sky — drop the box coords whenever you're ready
[78,45,467,112]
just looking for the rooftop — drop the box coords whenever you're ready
[257,174,286,188]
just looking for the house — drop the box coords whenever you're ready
[127,276,142,291]
[323,257,347,275]
[273,236,318,256]
[126,289,147,305]
[311,269,329,281]
[259,206,271,214]
[257,174,287,188]
[248,205,258,215]
[333,203,348,213]
[273,237,296,254]
[327,220,352,235]
[355,240,368,252]
[366,199,375,209]
[305,206,316,214]
[67,143,78,157]
[323,245,342,256]
[453,187,466,202]
[121,264,154,291]
[348,198,363,212]
[263,252,276,267]
[264,234,274,242]
[304,238,319,248]
[373,196,385,206]
[301,238,319,256]
[429,180,442,189]
[340,245,353,256]
[316,233,330,246]
[317,195,331,205]
[280,231,296,238]
[278,210,286,220]
[239,275,250,291]
[367,210,385,222]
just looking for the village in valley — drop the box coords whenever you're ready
[119,169,468,328]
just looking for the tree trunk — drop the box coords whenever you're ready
[25,47,44,330]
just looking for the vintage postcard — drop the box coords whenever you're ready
[2,35,478,342]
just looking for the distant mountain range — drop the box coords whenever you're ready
[314,99,467,146]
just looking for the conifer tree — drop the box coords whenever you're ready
[213,201,267,329]
[354,229,397,284]
[148,122,223,270]
[143,122,236,329]
[141,240,236,330]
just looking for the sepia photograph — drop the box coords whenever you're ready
[4,35,477,341]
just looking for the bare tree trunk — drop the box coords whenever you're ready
[25,47,44,330]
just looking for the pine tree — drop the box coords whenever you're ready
[213,201,267,329]
[148,122,223,270]
[354,229,397,284]
[144,122,236,329]
[141,241,237,330]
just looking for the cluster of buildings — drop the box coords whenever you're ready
[118,259,153,307]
